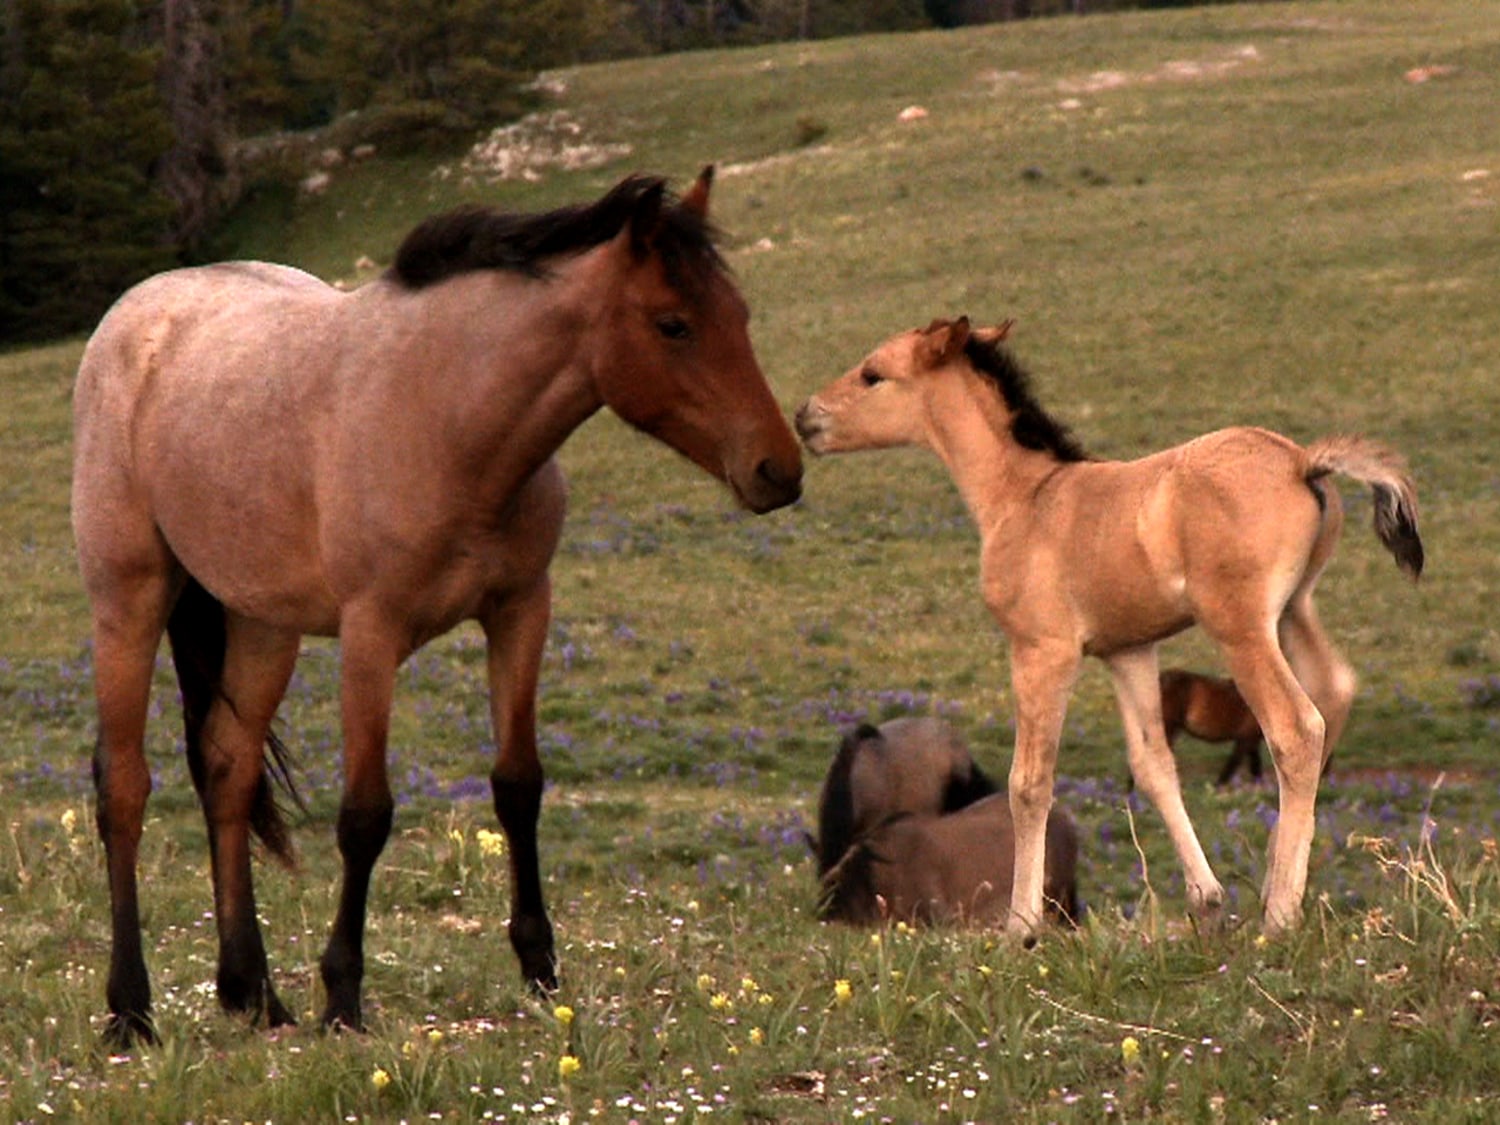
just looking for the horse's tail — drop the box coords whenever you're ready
[1304,435,1424,579]
[943,754,999,814]
[167,577,301,868]
[814,723,880,877]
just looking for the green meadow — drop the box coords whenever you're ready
[3,1,1500,1120]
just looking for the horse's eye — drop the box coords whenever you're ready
[860,367,884,387]
[656,314,692,341]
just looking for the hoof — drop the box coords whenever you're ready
[103,1010,158,1050]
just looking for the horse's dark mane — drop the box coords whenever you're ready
[814,723,881,876]
[389,174,724,289]
[963,337,1089,463]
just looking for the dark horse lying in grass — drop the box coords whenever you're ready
[1160,668,1265,786]
[820,792,1081,927]
[809,717,996,879]
[71,169,803,1044]
[811,717,1081,925]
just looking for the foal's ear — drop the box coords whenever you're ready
[971,319,1016,347]
[680,165,715,219]
[628,180,668,259]
[919,315,972,366]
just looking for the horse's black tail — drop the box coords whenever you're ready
[942,755,999,814]
[167,576,300,868]
[813,723,881,877]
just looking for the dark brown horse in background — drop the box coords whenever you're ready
[809,716,996,879]
[820,793,1082,927]
[1160,668,1265,786]
[71,169,802,1044]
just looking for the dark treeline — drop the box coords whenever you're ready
[0,0,1214,344]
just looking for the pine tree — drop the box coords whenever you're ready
[0,0,176,343]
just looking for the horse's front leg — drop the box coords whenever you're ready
[188,613,301,1027]
[1107,646,1225,922]
[319,611,400,1031]
[1006,642,1080,939]
[481,577,557,992]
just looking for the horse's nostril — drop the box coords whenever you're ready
[756,456,803,502]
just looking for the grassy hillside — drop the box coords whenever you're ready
[3,2,1500,1120]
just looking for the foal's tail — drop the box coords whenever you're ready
[1305,435,1424,579]
[167,577,301,868]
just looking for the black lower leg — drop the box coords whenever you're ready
[318,800,392,1031]
[492,774,555,992]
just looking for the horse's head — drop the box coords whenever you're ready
[795,317,1012,455]
[590,168,802,513]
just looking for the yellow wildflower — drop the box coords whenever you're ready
[696,973,714,992]
[476,828,507,858]
[710,992,732,1012]
[1121,1036,1141,1066]
[371,1067,392,1091]
[553,1004,575,1027]
[834,979,853,1005]
[749,1027,765,1046]
[427,1028,444,1045]
[60,808,78,835]
[740,976,759,995]
[558,1055,581,1080]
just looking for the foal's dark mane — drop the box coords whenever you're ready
[963,337,1089,463]
[389,174,725,289]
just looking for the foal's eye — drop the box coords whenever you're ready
[656,314,692,341]
[860,367,884,387]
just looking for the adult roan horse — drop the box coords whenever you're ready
[71,168,803,1044]
[795,317,1422,939]
[809,716,997,879]
[1159,668,1266,786]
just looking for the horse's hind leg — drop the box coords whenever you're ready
[482,577,558,991]
[185,609,301,1026]
[1215,630,1326,934]
[1106,647,1225,922]
[1278,487,1357,774]
[79,546,176,1045]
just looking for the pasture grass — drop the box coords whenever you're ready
[4,0,1500,1119]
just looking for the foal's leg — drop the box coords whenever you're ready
[88,574,174,1045]
[198,615,300,1026]
[1106,647,1225,920]
[481,577,557,991]
[1216,631,1326,934]
[319,610,400,1031]
[1006,643,1079,938]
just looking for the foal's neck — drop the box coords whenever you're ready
[923,371,1061,534]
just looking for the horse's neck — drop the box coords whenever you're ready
[924,373,1057,535]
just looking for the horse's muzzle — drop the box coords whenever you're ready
[742,454,802,513]
[794,400,827,454]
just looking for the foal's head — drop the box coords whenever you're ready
[796,317,1087,462]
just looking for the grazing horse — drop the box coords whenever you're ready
[71,169,803,1044]
[795,316,1422,938]
[809,716,996,879]
[1159,668,1265,786]
[820,793,1081,927]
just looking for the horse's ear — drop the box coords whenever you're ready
[919,316,971,366]
[680,165,714,219]
[971,318,1016,347]
[628,180,667,259]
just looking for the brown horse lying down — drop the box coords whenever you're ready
[820,793,1081,926]
[1159,669,1265,786]
[809,717,996,879]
